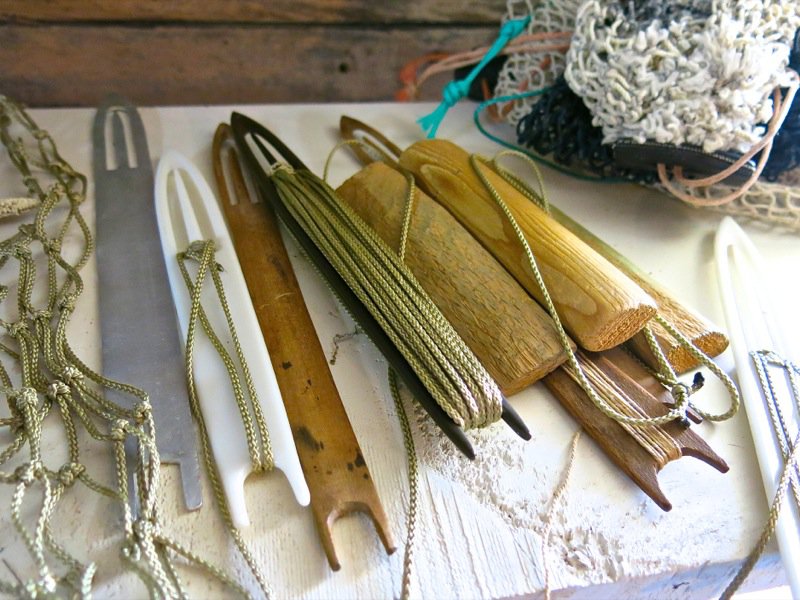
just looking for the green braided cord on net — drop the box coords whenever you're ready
[0,96,172,597]
[389,367,419,600]
[470,150,740,428]
[0,97,263,598]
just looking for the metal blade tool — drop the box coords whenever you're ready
[92,97,202,512]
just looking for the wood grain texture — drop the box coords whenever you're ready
[543,347,728,512]
[549,206,729,374]
[0,0,506,24]
[0,24,493,106]
[336,162,572,396]
[398,139,658,352]
[626,305,728,375]
[341,111,726,371]
[212,125,394,571]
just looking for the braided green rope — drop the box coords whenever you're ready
[178,240,275,473]
[0,98,170,596]
[324,140,423,598]
[270,165,502,430]
[389,369,419,600]
[393,169,420,600]
[720,434,800,599]
[719,350,800,598]
[472,150,740,429]
[178,237,275,598]
[751,350,800,509]
[645,315,740,423]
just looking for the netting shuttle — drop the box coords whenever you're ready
[92,97,202,515]
[230,112,531,459]
[212,124,396,570]
[154,150,310,527]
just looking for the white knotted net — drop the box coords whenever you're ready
[681,175,800,231]
[564,0,800,154]
[494,0,800,231]
[494,0,582,125]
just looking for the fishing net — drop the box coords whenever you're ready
[565,0,799,154]
[494,0,582,125]
[489,0,800,231]
[0,98,273,599]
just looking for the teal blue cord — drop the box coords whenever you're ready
[418,16,531,138]
[473,91,629,184]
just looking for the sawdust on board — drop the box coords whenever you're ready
[401,396,711,590]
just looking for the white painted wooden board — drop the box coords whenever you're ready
[0,103,797,598]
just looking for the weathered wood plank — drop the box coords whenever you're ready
[1,0,506,24]
[0,24,494,107]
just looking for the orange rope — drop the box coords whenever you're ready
[658,75,800,206]
[396,31,572,102]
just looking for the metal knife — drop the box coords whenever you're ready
[92,96,202,512]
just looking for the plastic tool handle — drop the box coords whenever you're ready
[155,151,310,527]
[715,216,800,598]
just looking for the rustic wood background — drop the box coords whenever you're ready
[0,1,507,107]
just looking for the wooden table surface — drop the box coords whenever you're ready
[0,102,797,599]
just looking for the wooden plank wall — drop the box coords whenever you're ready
[0,1,507,107]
